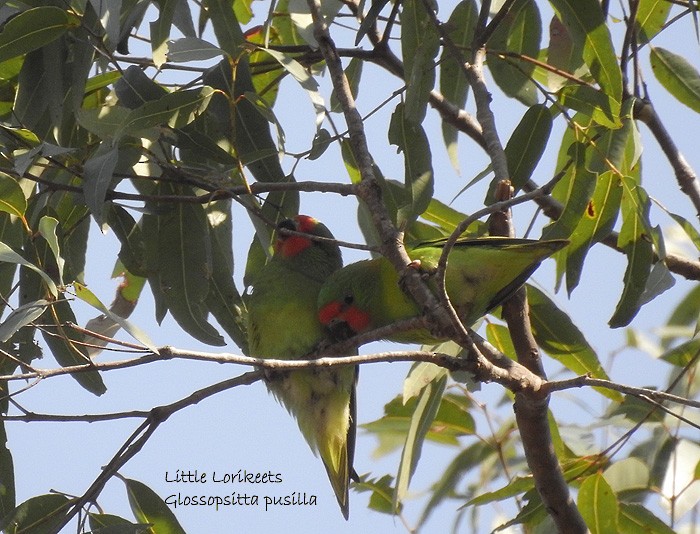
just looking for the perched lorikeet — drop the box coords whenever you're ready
[317,237,568,344]
[247,215,357,518]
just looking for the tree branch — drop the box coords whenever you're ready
[51,371,261,533]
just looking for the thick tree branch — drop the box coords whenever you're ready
[490,183,588,534]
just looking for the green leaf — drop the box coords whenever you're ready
[41,298,107,395]
[578,473,619,534]
[355,0,391,45]
[118,86,215,137]
[650,47,700,114]
[125,478,186,534]
[487,0,541,105]
[308,128,332,160]
[603,457,650,494]
[489,104,552,202]
[550,0,622,116]
[259,47,325,127]
[660,337,700,367]
[0,299,48,342]
[401,0,440,123]
[418,441,495,528]
[0,241,58,297]
[558,85,621,128]
[105,205,147,277]
[207,0,246,55]
[609,178,655,327]
[440,0,477,171]
[73,282,157,353]
[37,216,64,286]
[143,185,224,346]
[388,103,434,227]
[330,57,362,113]
[83,144,119,227]
[636,0,672,44]
[0,7,76,63]
[167,37,223,62]
[0,173,27,219]
[565,171,623,293]
[394,373,447,511]
[528,285,621,401]
[403,363,447,402]
[352,474,397,515]
[88,512,150,533]
[652,200,700,251]
[0,494,71,534]
[545,138,598,243]
[204,200,248,352]
[618,503,675,534]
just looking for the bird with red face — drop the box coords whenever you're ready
[247,215,356,519]
[318,237,568,344]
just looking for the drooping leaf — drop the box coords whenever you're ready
[565,171,623,293]
[550,0,622,118]
[394,373,447,511]
[440,0,477,172]
[143,185,224,346]
[488,104,552,202]
[330,57,363,113]
[528,285,621,401]
[40,298,107,395]
[83,143,119,227]
[609,178,655,327]
[388,102,434,227]
[401,0,440,123]
[635,0,672,44]
[487,0,541,106]
[73,282,157,353]
[650,47,700,114]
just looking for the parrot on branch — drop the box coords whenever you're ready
[317,237,568,344]
[246,215,357,519]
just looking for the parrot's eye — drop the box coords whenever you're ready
[344,294,354,305]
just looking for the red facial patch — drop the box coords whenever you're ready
[318,301,371,334]
[318,301,343,326]
[276,234,312,257]
[274,215,317,258]
[343,305,371,333]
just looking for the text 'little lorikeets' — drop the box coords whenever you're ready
[317,237,568,344]
[246,215,357,519]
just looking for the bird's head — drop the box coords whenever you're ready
[273,214,343,274]
[317,261,375,341]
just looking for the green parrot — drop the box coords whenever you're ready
[317,237,568,344]
[246,215,357,519]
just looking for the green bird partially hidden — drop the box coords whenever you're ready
[247,215,357,519]
[318,237,568,344]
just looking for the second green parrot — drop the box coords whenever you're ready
[246,215,357,518]
[317,237,568,344]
